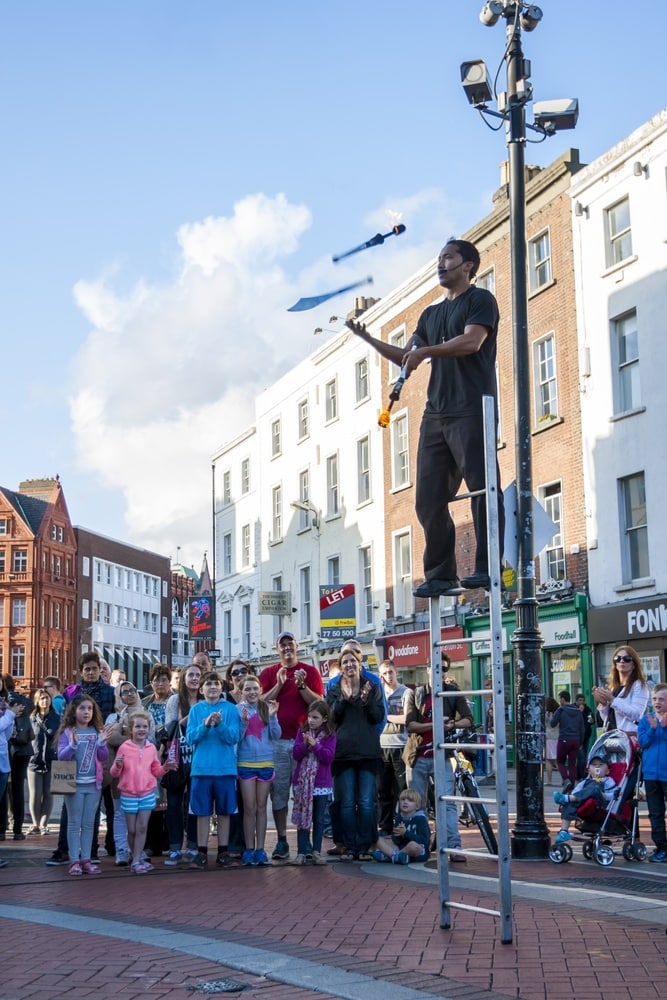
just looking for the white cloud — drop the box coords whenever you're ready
[69,188,456,565]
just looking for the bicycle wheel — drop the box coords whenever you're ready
[462,774,498,855]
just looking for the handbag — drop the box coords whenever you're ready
[160,719,190,791]
[50,759,77,794]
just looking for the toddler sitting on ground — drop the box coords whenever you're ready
[372,788,431,864]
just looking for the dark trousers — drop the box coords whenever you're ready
[415,412,504,580]
[556,738,580,786]
[0,754,30,835]
[377,747,407,833]
[645,779,667,851]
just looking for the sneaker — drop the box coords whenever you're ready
[553,791,569,806]
[311,851,326,865]
[293,854,306,865]
[189,853,208,870]
[27,826,41,836]
[554,830,572,843]
[13,833,26,841]
[68,862,83,876]
[649,849,667,863]
[46,850,70,866]
[254,848,269,866]
[81,861,101,874]
[372,849,390,863]
[115,850,130,867]
[215,852,235,868]
[184,848,199,863]
[272,838,290,860]
[40,826,50,836]
[241,849,256,866]
[392,851,410,865]
[0,859,7,868]
[163,850,183,867]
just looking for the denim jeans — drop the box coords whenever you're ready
[407,754,459,848]
[333,765,378,854]
[296,795,329,855]
[377,747,407,833]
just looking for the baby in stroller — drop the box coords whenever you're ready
[553,753,617,843]
[549,729,646,866]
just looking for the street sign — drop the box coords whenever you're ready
[208,650,222,660]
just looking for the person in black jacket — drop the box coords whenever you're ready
[28,688,60,834]
[550,690,585,790]
[0,675,34,841]
[326,648,384,860]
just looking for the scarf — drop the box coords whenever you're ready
[291,728,324,830]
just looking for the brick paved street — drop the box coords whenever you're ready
[1,813,666,1000]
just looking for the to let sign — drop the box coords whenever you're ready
[319,584,356,640]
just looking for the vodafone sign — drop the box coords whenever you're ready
[384,627,466,668]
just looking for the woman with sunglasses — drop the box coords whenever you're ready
[593,645,649,735]
[224,659,257,703]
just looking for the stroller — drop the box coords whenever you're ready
[549,729,647,867]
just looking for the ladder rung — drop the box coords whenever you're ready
[444,901,502,918]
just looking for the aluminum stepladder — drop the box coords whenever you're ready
[430,394,512,942]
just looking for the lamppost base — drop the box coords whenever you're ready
[510,825,551,860]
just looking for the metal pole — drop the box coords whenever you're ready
[504,10,549,860]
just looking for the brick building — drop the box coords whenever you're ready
[0,477,77,692]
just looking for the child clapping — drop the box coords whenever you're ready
[372,788,430,865]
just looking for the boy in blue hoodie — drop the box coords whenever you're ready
[372,788,431,864]
[186,671,242,869]
[638,683,667,863]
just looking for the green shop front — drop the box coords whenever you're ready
[464,593,591,759]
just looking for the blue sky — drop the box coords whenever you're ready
[1,1,664,567]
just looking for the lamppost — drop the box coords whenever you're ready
[461,2,578,859]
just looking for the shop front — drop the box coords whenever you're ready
[375,625,470,689]
[464,593,591,756]
[587,595,666,689]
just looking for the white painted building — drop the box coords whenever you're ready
[212,427,262,663]
[571,109,667,670]
[212,302,392,667]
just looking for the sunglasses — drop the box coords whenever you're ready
[231,668,248,678]
[613,655,634,663]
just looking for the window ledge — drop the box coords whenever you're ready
[615,577,655,594]
[528,276,557,299]
[602,254,638,279]
[269,537,283,548]
[325,512,342,523]
[532,415,563,435]
[390,482,413,495]
[610,406,646,423]
[356,498,373,511]
[354,396,370,408]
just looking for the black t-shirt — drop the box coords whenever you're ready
[415,285,499,417]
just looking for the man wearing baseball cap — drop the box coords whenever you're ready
[260,632,324,860]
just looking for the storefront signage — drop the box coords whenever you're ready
[471,629,510,655]
[588,594,667,643]
[258,591,291,615]
[539,617,580,647]
[382,627,466,668]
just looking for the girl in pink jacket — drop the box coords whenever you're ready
[110,711,176,874]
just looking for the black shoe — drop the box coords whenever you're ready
[460,572,491,590]
[46,850,70,866]
[413,579,460,598]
